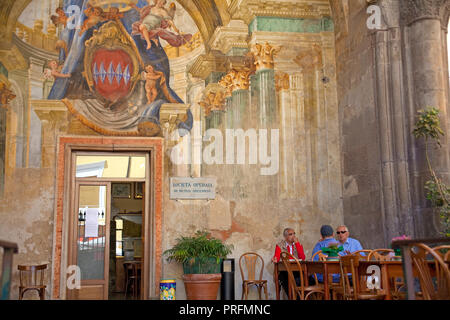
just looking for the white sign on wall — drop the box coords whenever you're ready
[170,177,216,200]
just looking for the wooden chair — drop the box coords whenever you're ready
[368,249,395,261]
[123,261,141,299]
[352,250,372,260]
[280,251,324,300]
[311,250,342,298]
[433,245,450,262]
[311,250,328,261]
[368,249,405,299]
[410,243,450,300]
[239,252,268,300]
[18,264,47,300]
[337,254,386,300]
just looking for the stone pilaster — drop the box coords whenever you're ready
[29,57,46,99]
[401,0,450,237]
[31,100,68,169]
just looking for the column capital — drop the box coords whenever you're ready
[249,42,281,71]
[199,84,227,116]
[400,0,450,27]
[218,68,252,96]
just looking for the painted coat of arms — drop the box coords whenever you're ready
[46,0,194,136]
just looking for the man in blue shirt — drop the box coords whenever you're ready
[310,225,338,283]
[311,225,336,261]
[336,225,363,255]
[311,225,364,284]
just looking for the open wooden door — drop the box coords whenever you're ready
[68,181,111,299]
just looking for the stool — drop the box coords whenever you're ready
[124,261,141,299]
[18,264,47,300]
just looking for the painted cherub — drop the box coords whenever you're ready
[79,6,104,36]
[50,7,68,28]
[142,65,164,104]
[44,60,71,79]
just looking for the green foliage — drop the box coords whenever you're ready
[321,243,344,257]
[413,107,444,146]
[413,107,450,237]
[163,230,233,267]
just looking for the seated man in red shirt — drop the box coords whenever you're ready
[272,227,305,297]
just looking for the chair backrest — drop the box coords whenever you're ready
[433,245,450,262]
[339,254,361,300]
[368,249,395,261]
[239,252,264,282]
[18,264,47,287]
[311,250,327,261]
[352,250,372,260]
[280,251,305,300]
[410,243,450,300]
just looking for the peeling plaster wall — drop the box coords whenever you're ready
[0,168,54,299]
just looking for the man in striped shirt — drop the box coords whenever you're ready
[272,227,306,297]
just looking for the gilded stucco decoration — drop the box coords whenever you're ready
[249,42,281,71]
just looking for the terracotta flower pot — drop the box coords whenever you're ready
[182,273,222,300]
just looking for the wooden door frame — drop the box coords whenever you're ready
[51,136,163,300]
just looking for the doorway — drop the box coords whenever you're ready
[68,152,148,300]
[109,182,145,300]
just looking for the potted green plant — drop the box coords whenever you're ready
[164,230,233,300]
[321,242,344,260]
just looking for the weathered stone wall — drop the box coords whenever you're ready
[334,0,450,246]
[332,0,386,249]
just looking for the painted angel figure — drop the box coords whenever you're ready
[131,0,192,50]
[44,60,71,80]
[50,7,68,28]
[142,64,164,104]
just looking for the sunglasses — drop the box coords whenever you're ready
[336,231,347,234]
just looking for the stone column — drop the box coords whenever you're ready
[249,43,280,128]
[401,0,450,237]
[231,89,249,130]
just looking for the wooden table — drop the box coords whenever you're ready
[274,260,424,300]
